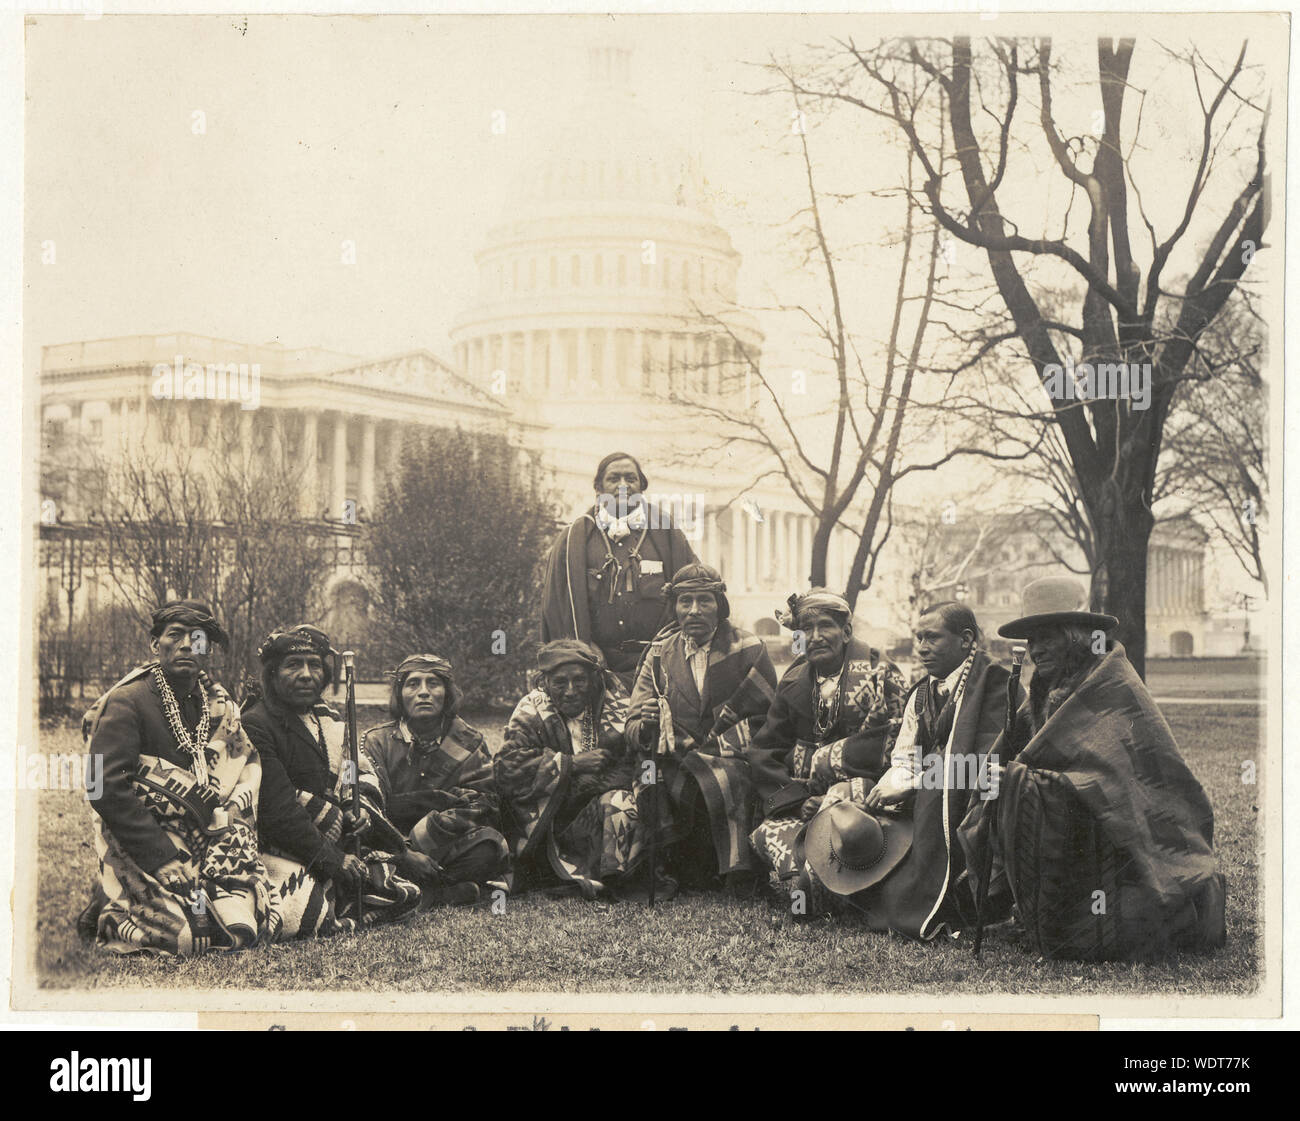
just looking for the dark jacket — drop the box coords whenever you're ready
[361,717,499,837]
[860,651,1012,939]
[241,696,346,878]
[87,669,206,874]
[745,638,906,810]
[540,506,699,672]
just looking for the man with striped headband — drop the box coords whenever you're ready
[361,654,509,906]
[625,563,777,892]
[745,588,907,914]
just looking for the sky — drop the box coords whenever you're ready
[23,11,1283,604]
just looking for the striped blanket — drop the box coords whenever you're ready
[626,624,777,876]
[495,681,638,899]
[957,642,1225,960]
[262,709,421,938]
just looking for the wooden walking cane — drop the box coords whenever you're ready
[972,645,1025,957]
[645,643,670,908]
[342,651,365,925]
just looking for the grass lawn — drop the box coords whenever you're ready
[1145,658,1264,700]
[30,703,1261,996]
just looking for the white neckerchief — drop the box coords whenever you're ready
[595,500,647,542]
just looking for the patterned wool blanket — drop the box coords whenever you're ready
[84,667,281,957]
[956,643,1224,960]
[362,718,509,892]
[626,625,778,876]
[495,683,639,898]
[748,642,907,904]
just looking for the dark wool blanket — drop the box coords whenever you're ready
[957,643,1225,960]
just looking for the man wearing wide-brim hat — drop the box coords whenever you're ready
[996,573,1118,641]
[956,575,1226,961]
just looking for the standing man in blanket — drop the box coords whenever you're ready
[624,564,777,892]
[81,600,280,955]
[540,451,698,689]
[241,624,424,937]
[745,589,907,914]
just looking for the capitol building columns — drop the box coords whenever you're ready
[330,413,348,521]
[446,323,760,402]
[360,418,377,514]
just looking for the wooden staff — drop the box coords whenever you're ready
[646,644,666,908]
[342,650,364,924]
[973,644,1025,957]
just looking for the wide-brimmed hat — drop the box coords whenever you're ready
[997,575,1118,640]
[805,801,914,895]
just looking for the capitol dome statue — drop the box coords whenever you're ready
[450,45,763,432]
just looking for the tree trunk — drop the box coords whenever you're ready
[810,518,831,588]
[1091,498,1153,679]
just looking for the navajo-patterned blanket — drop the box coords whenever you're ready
[495,681,638,899]
[263,707,421,939]
[956,643,1225,960]
[84,667,281,957]
[747,640,906,908]
[625,624,777,875]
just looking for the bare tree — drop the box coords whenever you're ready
[88,417,324,693]
[1156,291,1267,590]
[940,284,1267,596]
[783,35,1269,675]
[668,67,1036,610]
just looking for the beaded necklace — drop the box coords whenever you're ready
[592,511,651,601]
[569,707,596,754]
[153,664,211,783]
[811,667,844,742]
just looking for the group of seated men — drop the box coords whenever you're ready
[74,452,1228,964]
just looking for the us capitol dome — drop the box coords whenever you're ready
[450,45,764,477]
[449,45,855,633]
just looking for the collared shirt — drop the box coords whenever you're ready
[682,630,716,695]
[585,523,670,671]
[870,659,969,801]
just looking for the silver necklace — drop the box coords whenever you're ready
[153,665,211,783]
